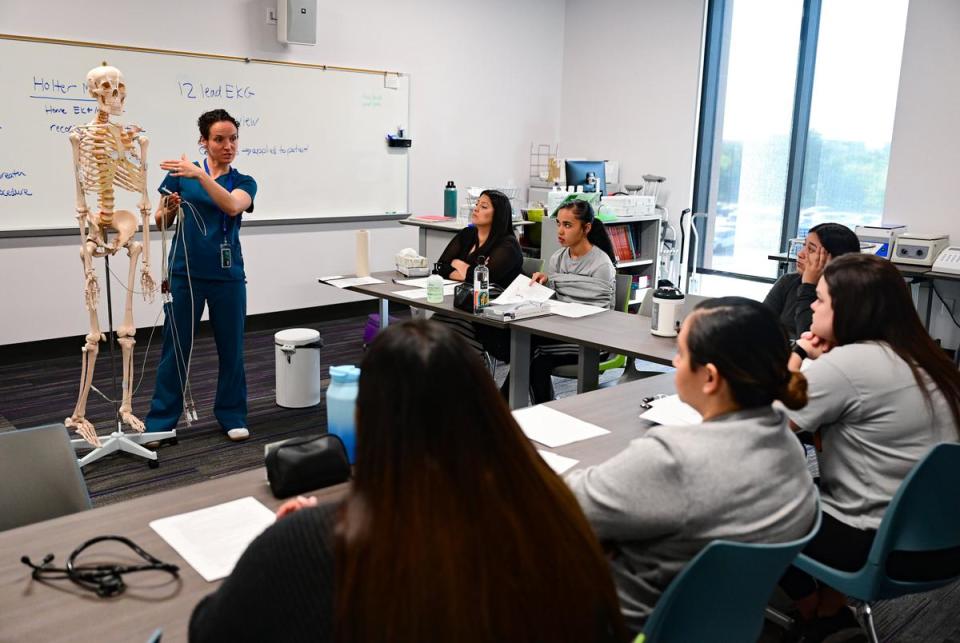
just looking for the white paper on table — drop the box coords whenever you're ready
[324,276,385,288]
[537,449,580,474]
[394,277,457,287]
[394,284,457,299]
[638,394,702,426]
[548,301,606,318]
[149,497,276,582]
[317,275,344,282]
[512,405,610,448]
[491,274,555,306]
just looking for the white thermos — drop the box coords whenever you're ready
[650,283,685,337]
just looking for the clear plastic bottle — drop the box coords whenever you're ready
[426,262,444,303]
[473,255,490,313]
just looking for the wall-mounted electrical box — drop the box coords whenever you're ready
[278,0,317,45]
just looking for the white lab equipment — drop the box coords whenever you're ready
[275,328,324,408]
[892,234,951,267]
[931,247,960,275]
[650,285,685,337]
[855,224,907,260]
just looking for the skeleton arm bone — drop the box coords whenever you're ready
[134,132,156,301]
[69,129,90,222]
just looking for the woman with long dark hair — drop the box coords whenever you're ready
[432,189,523,353]
[567,297,818,634]
[763,222,860,339]
[189,320,627,643]
[780,253,960,638]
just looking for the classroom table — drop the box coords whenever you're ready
[0,374,675,643]
[336,271,677,409]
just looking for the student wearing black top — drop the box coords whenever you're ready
[189,320,627,643]
[435,189,523,286]
[763,222,860,339]
[432,189,523,354]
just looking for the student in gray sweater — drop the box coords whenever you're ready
[526,199,616,402]
[567,297,818,634]
[763,222,860,339]
[781,254,960,639]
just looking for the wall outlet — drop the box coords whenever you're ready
[266,7,278,25]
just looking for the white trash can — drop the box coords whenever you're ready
[275,328,324,408]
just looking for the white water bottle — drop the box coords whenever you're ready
[473,256,490,313]
[427,262,444,303]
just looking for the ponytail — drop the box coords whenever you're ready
[587,219,617,265]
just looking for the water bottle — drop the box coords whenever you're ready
[426,262,444,303]
[444,180,457,218]
[326,365,361,463]
[473,256,490,313]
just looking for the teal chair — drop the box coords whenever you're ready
[793,442,960,643]
[635,502,822,643]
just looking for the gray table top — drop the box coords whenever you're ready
[0,374,677,642]
[343,272,677,365]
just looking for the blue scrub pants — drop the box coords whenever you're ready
[145,275,247,433]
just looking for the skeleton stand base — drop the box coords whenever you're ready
[71,255,177,469]
[72,429,177,468]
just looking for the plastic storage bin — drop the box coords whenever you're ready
[274,328,324,408]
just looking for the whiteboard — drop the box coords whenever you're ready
[0,36,410,233]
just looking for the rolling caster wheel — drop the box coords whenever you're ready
[148,459,160,469]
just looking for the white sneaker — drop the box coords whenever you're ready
[227,428,250,441]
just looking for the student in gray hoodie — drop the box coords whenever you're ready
[567,297,818,634]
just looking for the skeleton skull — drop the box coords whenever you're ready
[86,64,126,116]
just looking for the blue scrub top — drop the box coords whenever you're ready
[159,163,258,281]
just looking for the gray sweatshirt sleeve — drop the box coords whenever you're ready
[565,433,687,541]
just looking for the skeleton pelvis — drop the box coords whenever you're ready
[92,210,138,253]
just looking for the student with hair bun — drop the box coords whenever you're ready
[566,297,818,633]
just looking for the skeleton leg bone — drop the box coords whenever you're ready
[66,241,106,447]
[117,240,144,432]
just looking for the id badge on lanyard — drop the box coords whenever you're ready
[204,159,236,270]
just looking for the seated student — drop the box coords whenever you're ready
[189,320,627,643]
[497,200,616,403]
[780,253,960,640]
[565,297,818,634]
[432,189,523,353]
[764,222,860,339]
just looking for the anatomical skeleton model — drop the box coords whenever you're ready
[66,63,156,447]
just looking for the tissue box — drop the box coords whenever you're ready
[397,264,430,277]
[395,248,429,276]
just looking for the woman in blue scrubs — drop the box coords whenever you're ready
[145,109,258,442]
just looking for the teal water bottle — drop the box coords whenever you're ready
[444,180,457,217]
[326,365,361,463]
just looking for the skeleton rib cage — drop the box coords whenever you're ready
[74,123,147,210]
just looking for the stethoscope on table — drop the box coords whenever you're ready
[21,535,180,597]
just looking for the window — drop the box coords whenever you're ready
[694,0,909,281]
